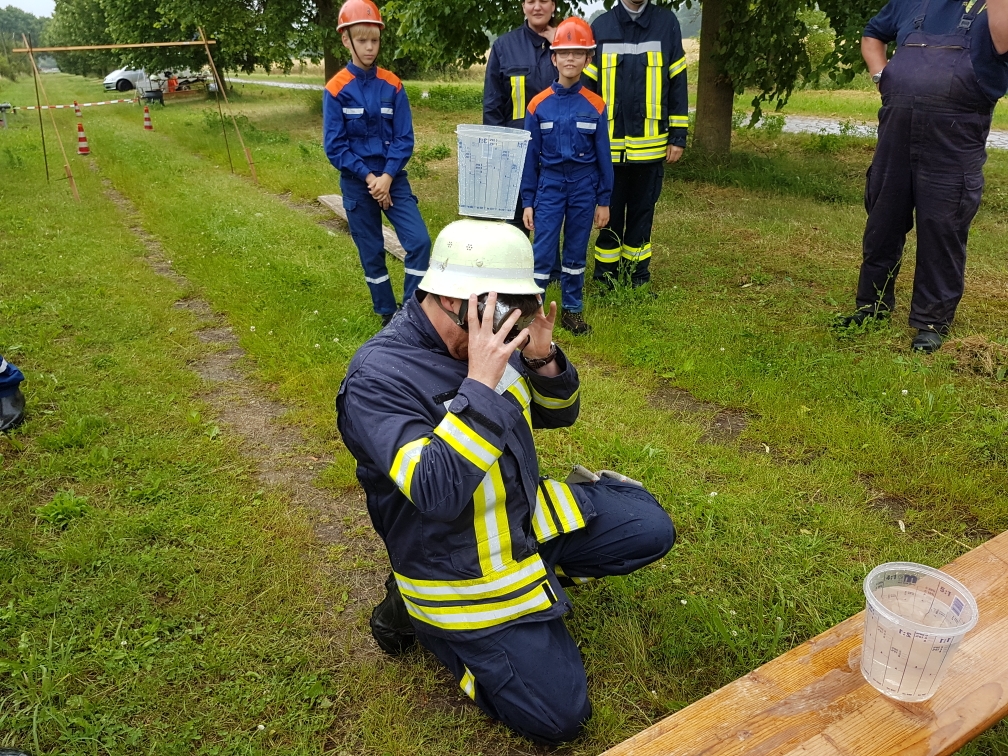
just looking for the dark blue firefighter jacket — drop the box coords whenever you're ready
[336,295,594,640]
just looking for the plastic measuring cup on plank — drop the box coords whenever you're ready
[456,125,530,219]
[861,562,978,702]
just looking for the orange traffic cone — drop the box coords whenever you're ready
[77,122,90,155]
[143,106,153,131]
[74,100,82,118]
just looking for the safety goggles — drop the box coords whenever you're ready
[439,293,539,343]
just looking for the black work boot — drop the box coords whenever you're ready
[370,572,416,655]
[561,310,592,336]
[911,328,944,354]
[0,388,25,433]
[834,308,890,329]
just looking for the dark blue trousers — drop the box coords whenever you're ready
[415,478,675,745]
[0,355,24,397]
[532,173,597,312]
[340,172,432,316]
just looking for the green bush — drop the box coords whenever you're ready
[36,490,90,528]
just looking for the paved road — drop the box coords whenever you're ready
[227,78,1008,150]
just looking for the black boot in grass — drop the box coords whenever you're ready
[561,310,592,336]
[370,572,416,655]
[0,387,25,433]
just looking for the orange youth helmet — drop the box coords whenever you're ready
[337,0,384,31]
[551,17,595,50]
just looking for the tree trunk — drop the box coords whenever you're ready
[694,0,735,155]
[319,0,339,83]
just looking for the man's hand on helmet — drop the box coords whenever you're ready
[466,292,530,389]
[523,298,557,367]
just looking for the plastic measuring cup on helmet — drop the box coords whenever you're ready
[860,562,978,702]
[456,125,531,219]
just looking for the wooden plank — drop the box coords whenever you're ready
[603,531,1008,756]
[13,41,214,53]
[318,193,406,262]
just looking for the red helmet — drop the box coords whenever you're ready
[337,0,385,31]
[551,17,595,51]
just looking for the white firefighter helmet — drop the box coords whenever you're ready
[418,219,543,299]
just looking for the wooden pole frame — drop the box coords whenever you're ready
[13,40,215,53]
[199,27,257,184]
[23,33,79,202]
[28,34,50,182]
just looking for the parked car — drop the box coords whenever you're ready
[103,67,150,92]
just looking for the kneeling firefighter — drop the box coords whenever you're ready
[336,219,675,744]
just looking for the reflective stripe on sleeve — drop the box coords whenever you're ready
[433,412,501,472]
[390,437,431,501]
[541,478,586,533]
[583,63,599,81]
[530,385,579,410]
[532,486,560,541]
[510,75,526,121]
[342,107,364,115]
[460,667,476,700]
[669,114,689,128]
[669,55,687,78]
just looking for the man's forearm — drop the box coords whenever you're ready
[861,36,888,76]
[990,0,1008,55]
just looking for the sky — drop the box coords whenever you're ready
[6,0,55,16]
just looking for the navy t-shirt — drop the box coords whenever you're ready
[865,0,1008,104]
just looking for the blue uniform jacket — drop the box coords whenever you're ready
[865,0,1008,104]
[323,62,414,181]
[336,295,595,640]
[484,21,559,129]
[520,82,616,209]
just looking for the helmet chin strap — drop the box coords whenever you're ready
[434,295,469,330]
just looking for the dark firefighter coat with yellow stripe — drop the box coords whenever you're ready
[484,21,559,129]
[582,2,688,163]
[336,295,595,640]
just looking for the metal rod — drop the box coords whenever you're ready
[13,40,215,53]
[24,33,80,202]
[203,35,235,174]
[200,27,258,183]
[28,34,49,182]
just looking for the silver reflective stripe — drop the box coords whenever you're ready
[381,107,394,115]
[541,121,554,130]
[404,268,427,277]
[562,266,585,275]
[396,558,546,599]
[575,122,597,131]
[533,273,552,281]
[342,107,364,115]
[494,363,523,395]
[364,274,390,284]
[601,41,662,55]
[431,261,535,280]
[0,358,7,373]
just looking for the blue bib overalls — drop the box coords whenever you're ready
[859,0,994,330]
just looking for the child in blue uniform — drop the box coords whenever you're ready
[323,0,431,327]
[521,17,614,336]
[0,355,26,432]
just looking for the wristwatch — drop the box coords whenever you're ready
[521,342,557,370]
[871,70,884,84]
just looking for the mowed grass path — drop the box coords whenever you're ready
[2,74,1008,754]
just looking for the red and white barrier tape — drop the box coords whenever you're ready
[14,99,133,111]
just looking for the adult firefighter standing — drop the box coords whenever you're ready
[336,220,675,744]
[583,0,688,289]
[837,0,1008,353]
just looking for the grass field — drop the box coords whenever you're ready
[2,73,1008,755]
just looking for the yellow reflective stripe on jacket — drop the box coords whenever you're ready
[433,412,500,472]
[595,243,622,264]
[532,486,561,541]
[460,667,477,700]
[669,114,689,128]
[473,462,511,573]
[554,564,595,585]
[645,50,663,121]
[390,437,431,501]
[402,581,554,630]
[541,478,586,532]
[668,55,687,78]
[583,62,599,81]
[510,75,526,121]
[625,133,668,161]
[530,385,579,410]
[506,377,533,430]
[601,52,617,145]
[622,242,653,262]
[395,554,547,602]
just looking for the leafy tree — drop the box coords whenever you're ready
[0,5,49,80]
